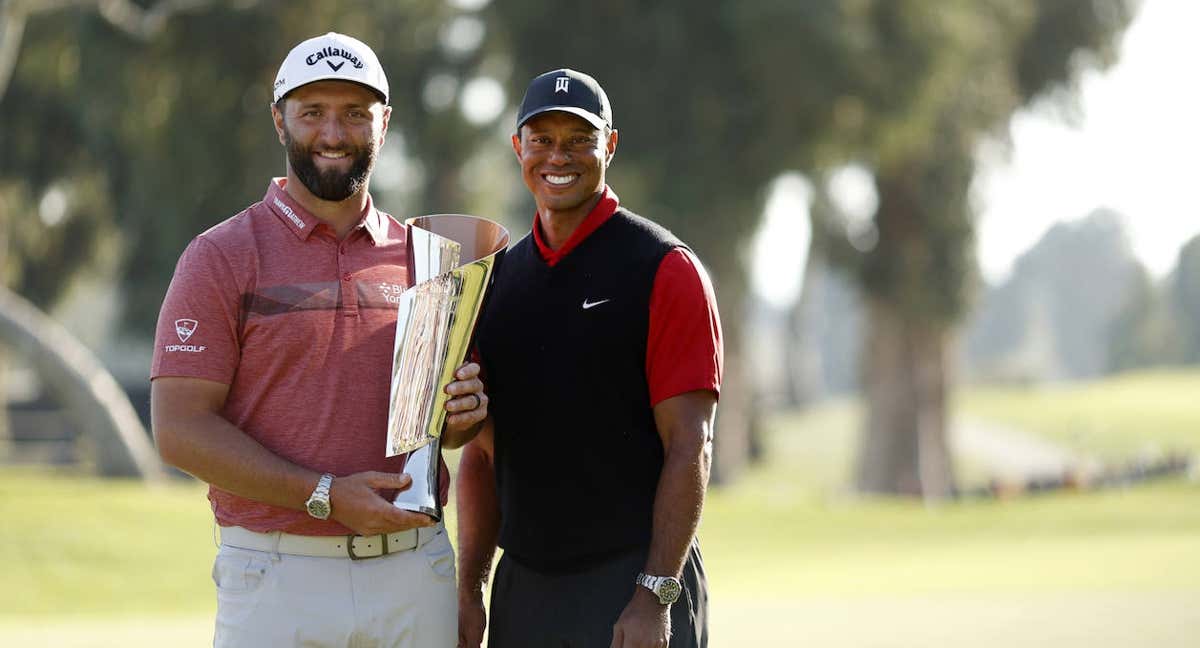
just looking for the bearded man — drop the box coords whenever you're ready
[150,33,487,647]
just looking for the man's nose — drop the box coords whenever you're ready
[547,143,572,164]
[318,116,348,144]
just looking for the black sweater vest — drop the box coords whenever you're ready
[475,208,684,571]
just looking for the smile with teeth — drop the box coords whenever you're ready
[545,173,578,185]
[317,151,348,159]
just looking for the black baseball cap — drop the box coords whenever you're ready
[515,68,613,132]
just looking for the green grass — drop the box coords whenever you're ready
[0,466,215,617]
[1,369,1199,646]
[958,368,1200,459]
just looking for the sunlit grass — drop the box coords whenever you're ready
[0,466,213,617]
[1,369,1198,645]
[958,368,1200,459]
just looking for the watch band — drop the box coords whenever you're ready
[635,572,682,605]
[305,473,334,520]
[313,473,333,499]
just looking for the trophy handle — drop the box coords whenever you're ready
[392,438,441,521]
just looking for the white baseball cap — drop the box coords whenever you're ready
[272,32,389,104]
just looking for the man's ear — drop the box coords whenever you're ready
[604,128,618,167]
[379,105,392,146]
[271,102,287,146]
[511,132,523,161]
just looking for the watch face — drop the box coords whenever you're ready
[657,578,681,605]
[307,499,331,520]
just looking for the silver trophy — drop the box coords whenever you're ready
[387,215,508,520]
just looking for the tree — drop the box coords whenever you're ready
[4,0,501,330]
[969,210,1145,380]
[731,0,1134,496]
[0,0,237,478]
[1170,234,1200,363]
[1107,263,1179,372]
[483,1,1135,489]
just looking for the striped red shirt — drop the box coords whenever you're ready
[151,179,413,535]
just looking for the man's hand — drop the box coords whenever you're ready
[443,362,488,447]
[457,588,488,648]
[610,590,671,648]
[328,471,436,536]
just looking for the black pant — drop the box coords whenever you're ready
[488,540,708,648]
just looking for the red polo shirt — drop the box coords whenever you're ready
[531,186,723,404]
[151,179,413,535]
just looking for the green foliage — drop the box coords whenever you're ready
[2,2,498,334]
[0,1,1137,337]
[487,1,764,309]
[1015,0,1134,103]
[0,21,119,309]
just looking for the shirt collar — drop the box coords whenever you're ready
[264,178,388,245]
[358,192,389,246]
[531,185,620,266]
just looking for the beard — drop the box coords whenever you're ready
[283,125,377,202]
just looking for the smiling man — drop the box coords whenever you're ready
[457,69,723,648]
[150,33,488,647]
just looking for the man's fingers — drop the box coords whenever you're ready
[445,377,485,397]
[387,507,436,529]
[446,392,487,412]
[446,407,487,429]
[365,471,412,491]
[454,362,481,381]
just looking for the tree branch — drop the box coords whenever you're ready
[96,0,218,41]
[0,0,258,100]
[0,0,29,101]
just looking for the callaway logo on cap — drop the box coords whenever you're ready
[273,32,389,104]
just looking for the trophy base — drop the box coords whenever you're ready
[392,501,441,522]
[390,439,442,522]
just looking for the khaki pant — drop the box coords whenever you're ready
[212,526,457,647]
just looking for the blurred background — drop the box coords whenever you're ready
[1,0,1198,646]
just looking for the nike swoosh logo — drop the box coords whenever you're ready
[327,61,346,72]
[582,298,611,310]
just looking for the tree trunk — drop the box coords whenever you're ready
[0,286,163,480]
[785,242,828,407]
[711,346,752,484]
[0,345,8,458]
[855,297,955,499]
[708,259,754,485]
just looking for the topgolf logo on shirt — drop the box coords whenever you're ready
[165,318,206,353]
[175,319,198,342]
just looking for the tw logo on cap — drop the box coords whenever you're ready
[175,319,198,343]
[555,77,570,93]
